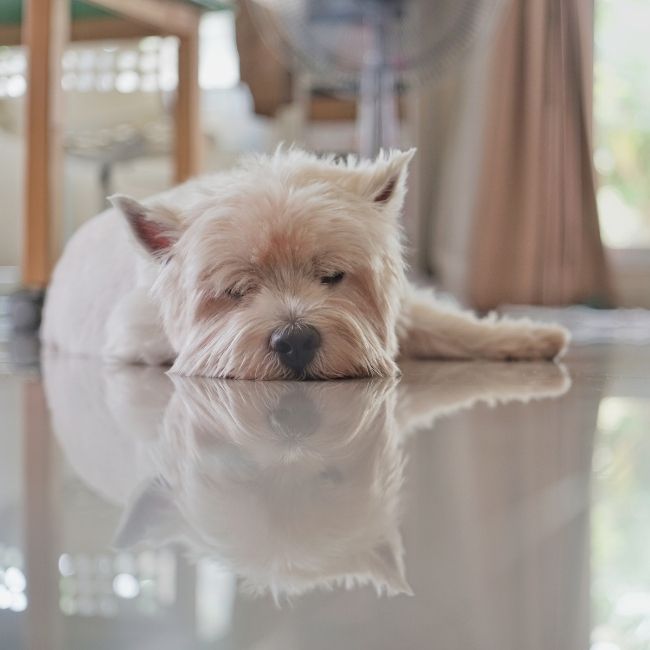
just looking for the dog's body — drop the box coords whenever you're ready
[41,149,569,379]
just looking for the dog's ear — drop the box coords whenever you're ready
[349,148,416,211]
[109,194,182,260]
[112,478,184,549]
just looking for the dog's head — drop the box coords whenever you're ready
[110,148,414,378]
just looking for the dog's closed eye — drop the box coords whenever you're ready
[224,283,257,300]
[320,271,345,286]
[225,286,245,299]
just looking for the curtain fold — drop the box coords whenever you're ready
[468,0,612,310]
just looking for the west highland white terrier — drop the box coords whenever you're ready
[41,149,569,379]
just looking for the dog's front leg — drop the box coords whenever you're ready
[397,287,569,361]
[102,289,175,366]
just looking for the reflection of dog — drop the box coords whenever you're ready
[43,355,570,600]
[41,149,569,379]
[120,378,411,599]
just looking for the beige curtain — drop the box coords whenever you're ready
[468,0,612,310]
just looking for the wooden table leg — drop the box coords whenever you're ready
[21,0,69,288]
[174,30,202,183]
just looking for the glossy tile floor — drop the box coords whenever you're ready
[0,338,649,650]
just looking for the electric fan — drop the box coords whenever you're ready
[248,0,503,156]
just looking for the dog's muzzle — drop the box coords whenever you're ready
[270,324,321,375]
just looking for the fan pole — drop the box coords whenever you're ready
[358,1,399,157]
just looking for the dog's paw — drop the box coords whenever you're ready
[535,324,571,360]
[495,323,570,361]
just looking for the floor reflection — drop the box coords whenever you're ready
[43,355,570,601]
[7,347,627,650]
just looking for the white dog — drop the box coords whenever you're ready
[41,149,569,379]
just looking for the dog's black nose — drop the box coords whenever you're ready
[271,324,321,374]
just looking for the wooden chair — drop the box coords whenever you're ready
[0,0,224,290]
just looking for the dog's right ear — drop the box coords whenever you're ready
[109,194,182,261]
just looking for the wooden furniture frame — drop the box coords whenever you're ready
[2,0,203,287]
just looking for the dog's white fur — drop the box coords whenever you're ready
[41,149,569,379]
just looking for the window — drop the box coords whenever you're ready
[594,0,650,249]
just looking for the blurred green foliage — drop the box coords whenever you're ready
[594,0,650,245]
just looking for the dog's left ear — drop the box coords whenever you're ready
[355,148,416,211]
[109,194,182,261]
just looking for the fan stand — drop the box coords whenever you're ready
[358,1,400,157]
